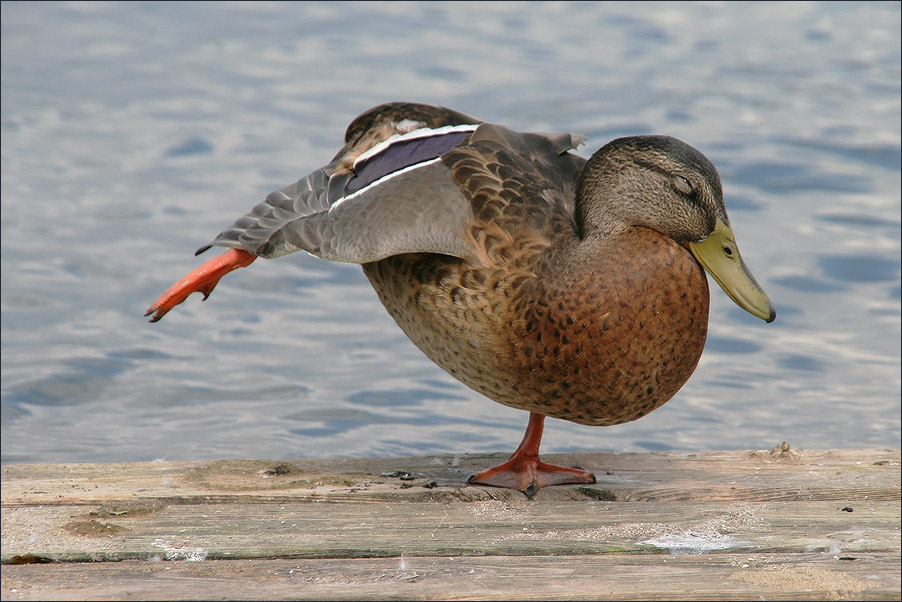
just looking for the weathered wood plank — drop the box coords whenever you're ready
[2,553,899,601]
[2,448,899,600]
[2,500,899,561]
[3,448,899,505]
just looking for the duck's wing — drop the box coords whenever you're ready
[201,118,586,264]
[147,104,587,322]
[441,124,587,264]
[202,123,482,262]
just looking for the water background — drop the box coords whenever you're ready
[2,1,899,465]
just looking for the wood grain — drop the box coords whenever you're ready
[2,448,899,600]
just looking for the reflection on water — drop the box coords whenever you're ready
[1,2,899,464]
[818,254,899,283]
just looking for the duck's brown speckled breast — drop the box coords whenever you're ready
[362,226,710,426]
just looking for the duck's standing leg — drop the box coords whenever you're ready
[468,412,596,498]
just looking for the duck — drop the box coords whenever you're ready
[146,102,775,497]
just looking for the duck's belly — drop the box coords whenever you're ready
[361,229,710,426]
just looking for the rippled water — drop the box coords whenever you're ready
[2,2,899,464]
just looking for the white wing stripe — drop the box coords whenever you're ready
[328,157,443,214]
[352,123,480,168]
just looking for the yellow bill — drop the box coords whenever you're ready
[689,219,776,323]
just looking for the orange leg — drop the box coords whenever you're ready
[468,412,596,498]
[145,248,257,322]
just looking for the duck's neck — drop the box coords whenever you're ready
[575,199,629,242]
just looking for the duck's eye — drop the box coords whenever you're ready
[673,175,693,195]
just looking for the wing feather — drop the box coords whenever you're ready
[199,117,586,266]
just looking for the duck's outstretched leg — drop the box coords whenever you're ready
[145,248,257,322]
[468,412,596,498]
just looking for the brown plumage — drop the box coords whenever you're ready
[147,102,775,496]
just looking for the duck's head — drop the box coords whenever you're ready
[577,135,776,323]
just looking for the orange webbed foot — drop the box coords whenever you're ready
[145,248,257,322]
[468,455,596,498]
[467,412,596,498]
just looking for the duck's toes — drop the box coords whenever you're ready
[145,248,257,322]
[468,456,596,498]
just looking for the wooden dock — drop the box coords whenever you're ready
[2,446,899,600]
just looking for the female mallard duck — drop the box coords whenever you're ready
[147,102,775,497]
